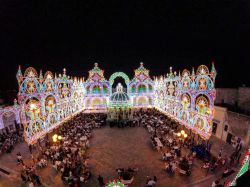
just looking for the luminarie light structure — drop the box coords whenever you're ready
[15,62,216,144]
[154,63,216,139]
[16,66,85,144]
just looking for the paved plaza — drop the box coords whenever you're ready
[0,125,239,187]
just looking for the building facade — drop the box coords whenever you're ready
[213,106,250,148]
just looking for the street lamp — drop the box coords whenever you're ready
[52,134,63,143]
[177,130,188,139]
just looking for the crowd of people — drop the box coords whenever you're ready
[2,107,243,187]
[18,112,106,187]
[0,128,23,154]
[131,108,195,176]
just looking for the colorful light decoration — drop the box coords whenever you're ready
[109,83,131,108]
[84,63,110,109]
[129,62,154,107]
[107,180,126,187]
[16,62,216,144]
[154,63,216,139]
[227,149,250,186]
[17,66,85,144]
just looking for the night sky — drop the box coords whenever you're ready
[0,0,249,92]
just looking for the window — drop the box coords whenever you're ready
[224,125,228,132]
[212,122,217,134]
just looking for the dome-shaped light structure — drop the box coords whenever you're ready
[109,83,130,108]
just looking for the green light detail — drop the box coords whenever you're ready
[109,72,130,93]
[107,180,126,187]
[230,152,249,186]
[93,86,101,94]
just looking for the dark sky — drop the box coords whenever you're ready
[0,0,249,91]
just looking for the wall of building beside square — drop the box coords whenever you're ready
[215,87,250,115]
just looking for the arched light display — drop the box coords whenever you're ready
[154,63,216,139]
[84,63,110,109]
[129,62,154,106]
[109,71,130,93]
[17,66,85,144]
[16,62,216,144]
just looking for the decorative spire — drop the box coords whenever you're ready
[63,68,66,76]
[16,65,23,85]
[210,61,217,80]
[17,65,22,76]
[191,67,195,81]
[134,62,150,80]
[39,69,43,80]
[14,98,18,106]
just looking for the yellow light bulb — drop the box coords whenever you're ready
[52,134,58,141]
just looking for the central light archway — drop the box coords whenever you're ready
[109,72,130,93]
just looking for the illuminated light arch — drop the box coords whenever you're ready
[137,96,148,106]
[44,95,58,126]
[109,72,130,93]
[181,93,191,110]
[103,83,109,94]
[182,69,190,77]
[193,115,211,135]
[86,85,91,94]
[24,67,38,78]
[44,95,56,114]
[196,65,209,75]
[137,83,147,93]
[92,97,103,107]
[44,71,53,79]
[181,77,192,90]
[85,98,91,107]
[92,84,101,94]
[195,94,210,116]
[73,91,78,99]
[195,75,214,90]
[148,84,153,92]
[131,84,136,93]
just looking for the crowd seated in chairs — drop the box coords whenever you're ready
[132,108,198,177]
[13,107,237,186]
[0,130,23,154]
[18,112,106,186]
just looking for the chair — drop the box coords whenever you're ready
[179,169,187,175]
